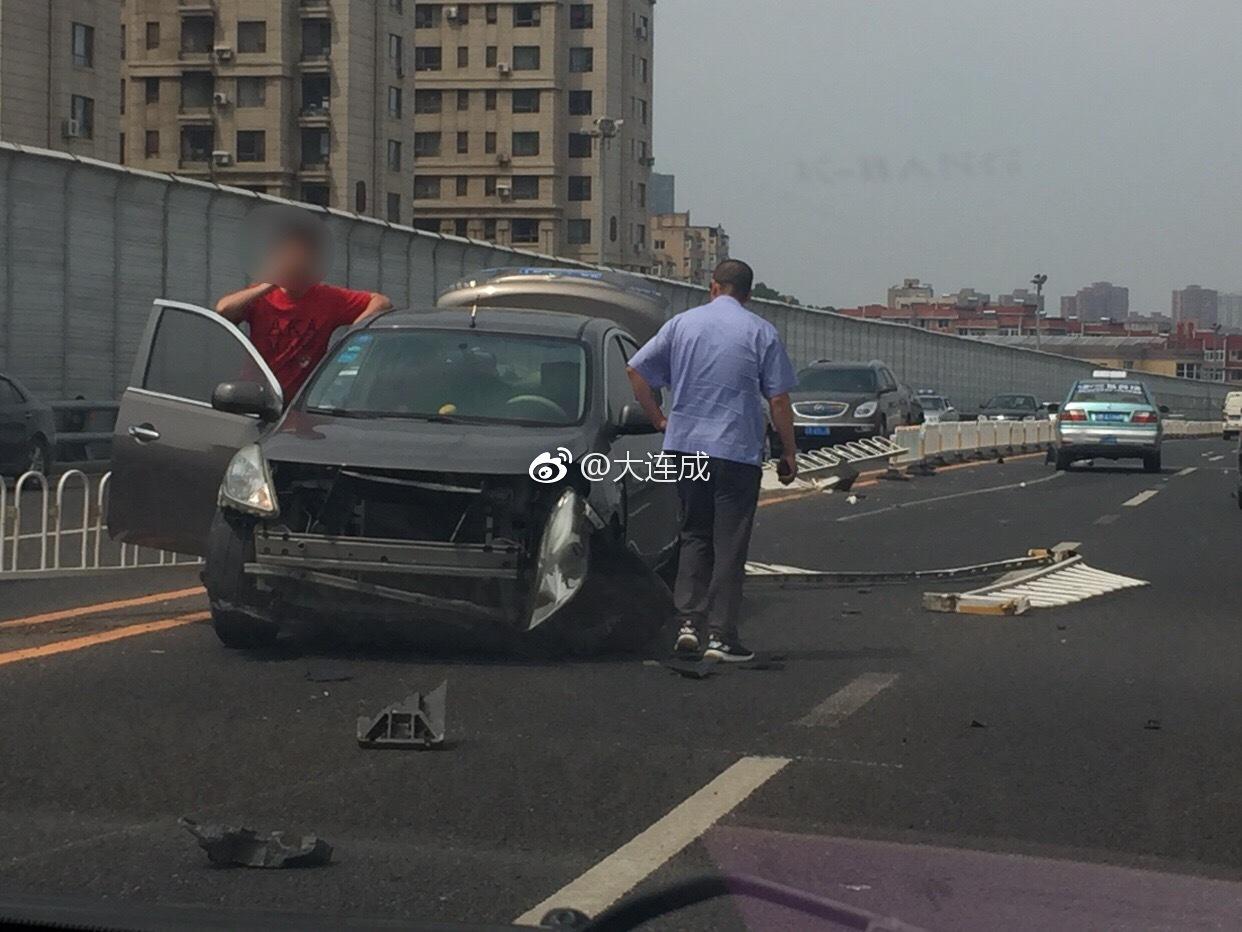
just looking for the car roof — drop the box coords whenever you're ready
[802,359,884,370]
[360,306,612,341]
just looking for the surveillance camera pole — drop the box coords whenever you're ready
[589,117,623,266]
[1031,273,1048,351]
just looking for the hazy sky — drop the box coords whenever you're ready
[653,0,1242,312]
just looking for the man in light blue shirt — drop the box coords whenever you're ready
[627,260,798,661]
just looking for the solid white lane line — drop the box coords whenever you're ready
[1176,467,1198,477]
[1208,455,1225,462]
[512,755,790,924]
[837,472,1061,522]
[796,672,900,728]
[1122,489,1160,507]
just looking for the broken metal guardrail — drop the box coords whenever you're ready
[0,469,198,578]
[357,681,447,749]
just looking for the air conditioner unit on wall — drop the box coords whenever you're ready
[496,182,513,199]
[213,92,230,106]
[498,62,512,75]
[213,45,234,61]
[497,152,511,165]
[445,5,462,21]
[62,118,82,139]
[212,150,233,166]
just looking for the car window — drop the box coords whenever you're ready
[304,329,588,425]
[796,367,878,393]
[1069,381,1150,404]
[920,395,946,410]
[986,394,1036,409]
[0,378,20,405]
[142,307,267,405]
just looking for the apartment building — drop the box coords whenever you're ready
[0,0,122,161]
[122,0,416,221]
[1172,284,1219,328]
[408,0,655,269]
[650,211,728,287]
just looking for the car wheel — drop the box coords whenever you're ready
[1054,450,1072,471]
[877,415,889,439]
[24,436,51,476]
[1142,452,1162,474]
[203,509,278,649]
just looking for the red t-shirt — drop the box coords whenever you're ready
[243,283,373,399]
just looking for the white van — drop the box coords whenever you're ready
[1223,391,1242,439]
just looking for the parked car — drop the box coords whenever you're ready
[1050,371,1166,472]
[107,273,680,654]
[915,390,959,424]
[977,393,1044,421]
[1223,390,1242,440]
[0,373,55,478]
[784,360,917,450]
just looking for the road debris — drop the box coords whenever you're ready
[661,657,716,679]
[357,681,447,749]
[969,719,987,728]
[179,818,332,868]
[305,662,353,683]
[1144,719,1162,731]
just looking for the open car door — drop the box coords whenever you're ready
[107,300,282,555]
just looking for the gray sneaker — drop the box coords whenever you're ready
[703,638,755,663]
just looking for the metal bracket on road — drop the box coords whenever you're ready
[924,552,1148,615]
[761,436,905,492]
[357,681,447,749]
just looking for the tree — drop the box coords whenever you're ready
[752,281,803,306]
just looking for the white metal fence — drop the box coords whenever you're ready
[0,141,1232,420]
[0,470,198,579]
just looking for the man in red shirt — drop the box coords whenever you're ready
[215,225,392,400]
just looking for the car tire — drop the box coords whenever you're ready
[1142,452,1162,474]
[1054,450,1072,471]
[203,509,278,649]
[877,415,889,439]
[24,436,52,476]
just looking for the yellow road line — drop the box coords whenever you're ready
[0,587,205,630]
[0,611,209,668]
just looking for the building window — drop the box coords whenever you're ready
[639,57,648,83]
[388,86,403,117]
[413,176,441,199]
[512,176,539,200]
[145,77,159,104]
[119,79,126,114]
[144,130,159,158]
[236,130,265,162]
[72,23,94,67]
[301,73,330,111]
[390,34,405,72]
[485,131,496,154]
[414,5,438,28]
[567,219,591,245]
[413,218,440,232]
[568,176,591,201]
[355,181,367,213]
[512,131,539,156]
[485,4,498,25]
[414,88,441,113]
[569,47,593,73]
[512,89,540,113]
[512,46,540,70]
[237,21,266,53]
[302,19,331,58]
[632,97,648,125]
[568,90,592,115]
[301,184,329,207]
[414,46,441,71]
[414,132,442,157]
[301,127,330,165]
[237,76,265,108]
[486,45,498,67]
[454,219,469,237]
[180,72,213,109]
[457,90,469,111]
[145,21,159,50]
[69,95,95,138]
[387,140,402,172]
[609,215,618,242]
[456,176,468,196]
[450,4,468,23]
[568,133,592,158]
[456,131,468,154]
[485,176,497,195]
[570,4,594,28]
[457,45,469,67]
[637,182,646,207]
[511,218,539,244]
[181,16,214,54]
[513,3,540,27]
[119,132,125,163]
[482,219,497,240]
[180,126,213,162]
[485,89,497,111]
[387,193,402,223]
[390,0,405,12]
[120,23,126,60]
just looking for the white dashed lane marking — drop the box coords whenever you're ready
[797,672,900,728]
[1177,467,1198,476]
[1122,489,1160,507]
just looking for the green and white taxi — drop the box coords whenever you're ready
[1051,370,1166,472]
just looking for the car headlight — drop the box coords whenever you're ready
[854,400,878,418]
[528,487,589,630]
[218,443,278,516]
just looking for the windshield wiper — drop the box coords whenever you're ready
[306,407,385,419]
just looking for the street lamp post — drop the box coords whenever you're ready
[1031,273,1048,351]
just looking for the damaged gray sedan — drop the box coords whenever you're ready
[106,271,679,653]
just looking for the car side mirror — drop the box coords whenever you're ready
[1045,403,1060,414]
[1158,404,1170,414]
[212,380,281,422]
[615,403,659,435]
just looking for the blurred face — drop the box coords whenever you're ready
[267,235,322,291]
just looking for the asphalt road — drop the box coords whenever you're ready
[2,440,1242,930]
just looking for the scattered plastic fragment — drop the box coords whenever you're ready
[661,657,716,679]
[179,817,332,868]
[846,495,859,505]
[1144,719,1162,731]
[969,719,987,728]
[841,607,863,615]
[357,681,447,748]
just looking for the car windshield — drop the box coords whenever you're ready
[1070,381,1150,404]
[919,395,946,410]
[303,330,588,425]
[797,366,878,393]
[985,394,1036,409]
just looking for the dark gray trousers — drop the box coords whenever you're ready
[671,455,761,642]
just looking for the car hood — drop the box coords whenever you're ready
[788,390,874,406]
[261,409,595,475]
[980,408,1036,418]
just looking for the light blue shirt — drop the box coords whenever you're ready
[628,295,797,466]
